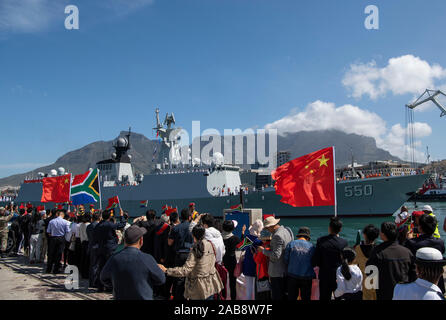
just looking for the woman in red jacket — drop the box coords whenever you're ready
[253,236,271,300]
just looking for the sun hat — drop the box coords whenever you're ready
[263,216,280,228]
[422,205,433,213]
[296,227,311,240]
[415,247,446,266]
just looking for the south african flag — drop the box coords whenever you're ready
[236,237,253,250]
[71,169,101,205]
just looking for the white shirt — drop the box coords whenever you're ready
[393,278,445,300]
[79,222,90,242]
[334,264,363,298]
[64,220,73,241]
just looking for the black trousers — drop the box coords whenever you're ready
[89,247,98,288]
[46,236,65,273]
[80,241,89,279]
[287,277,313,301]
[335,291,363,301]
[270,277,287,301]
[63,240,70,266]
[172,252,189,300]
[319,278,336,301]
[96,249,113,291]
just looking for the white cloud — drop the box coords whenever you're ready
[342,55,446,100]
[0,0,154,34]
[265,100,431,162]
[0,0,67,33]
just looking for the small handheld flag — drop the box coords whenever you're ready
[140,200,148,208]
[106,196,120,210]
[236,237,253,250]
[230,204,242,211]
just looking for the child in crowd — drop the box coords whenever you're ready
[334,247,363,300]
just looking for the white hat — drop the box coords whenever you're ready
[416,247,446,265]
[422,205,433,212]
[248,219,264,237]
[263,216,281,228]
[230,220,238,229]
[39,210,46,215]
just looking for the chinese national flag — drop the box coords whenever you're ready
[41,174,72,203]
[272,147,335,207]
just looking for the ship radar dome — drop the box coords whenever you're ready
[213,152,224,165]
[117,137,128,148]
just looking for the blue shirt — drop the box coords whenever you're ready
[100,247,166,300]
[47,217,70,237]
[284,239,316,279]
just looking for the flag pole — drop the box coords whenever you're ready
[98,169,102,211]
[333,146,337,217]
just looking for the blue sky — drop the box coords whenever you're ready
[1,0,446,178]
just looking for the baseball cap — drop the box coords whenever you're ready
[422,205,433,212]
[412,211,424,218]
[124,225,147,244]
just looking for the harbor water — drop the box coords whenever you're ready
[281,201,446,246]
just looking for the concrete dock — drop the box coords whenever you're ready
[0,255,112,300]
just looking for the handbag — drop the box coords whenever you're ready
[256,278,271,293]
[311,267,320,300]
[234,250,245,278]
[68,233,76,252]
[210,241,229,300]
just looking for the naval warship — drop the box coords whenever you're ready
[13,109,428,218]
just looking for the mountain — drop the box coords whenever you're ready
[0,130,401,187]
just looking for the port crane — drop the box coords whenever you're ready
[405,89,446,167]
[406,89,446,117]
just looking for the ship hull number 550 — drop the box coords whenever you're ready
[345,185,373,197]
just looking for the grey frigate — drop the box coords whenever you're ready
[13,109,428,217]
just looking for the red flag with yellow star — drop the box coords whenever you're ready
[41,174,72,203]
[272,147,335,207]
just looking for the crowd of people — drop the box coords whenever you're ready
[0,202,445,301]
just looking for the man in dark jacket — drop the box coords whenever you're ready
[405,214,445,293]
[366,222,417,300]
[135,209,161,256]
[312,217,348,301]
[168,209,193,300]
[86,211,101,288]
[93,209,126,291]
[100,225,166,300]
